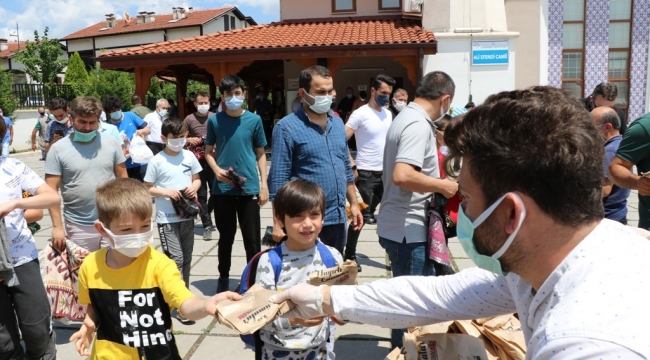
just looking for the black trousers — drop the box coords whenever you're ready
[0,259,56,360]
[126,165,146,182]
[197,159,215,228]
[345,170,383,259]
[213,195,261,278]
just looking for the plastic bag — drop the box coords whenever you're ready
[129,134,154,164]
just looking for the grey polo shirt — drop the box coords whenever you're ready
[377,102,440,244]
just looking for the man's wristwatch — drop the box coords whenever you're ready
[351,165,357,171]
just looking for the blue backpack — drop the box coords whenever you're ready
[238,241,337,360]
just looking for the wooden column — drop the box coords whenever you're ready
[175,72,189,119]
[327,57,354,76]
[134,66,165,102]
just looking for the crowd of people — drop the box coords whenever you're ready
[0,65,649,360]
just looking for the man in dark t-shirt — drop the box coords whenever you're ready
[337,87,357,122]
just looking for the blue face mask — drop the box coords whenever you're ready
[110,110,123,121]
[225,95,244,110]
[346,94,352,99]
[73,130,97,143]
[375,94,389,107]
[456,193,526,276]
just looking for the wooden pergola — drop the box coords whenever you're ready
[97,16,437,119]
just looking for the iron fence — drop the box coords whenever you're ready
[12,84,76,109]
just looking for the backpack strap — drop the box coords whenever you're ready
[268,245,283,286]
[316,240,338,268]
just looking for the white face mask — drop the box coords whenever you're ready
[197,104,210,114]
[394,100,406,112]
[158,109,168,118]
[302,89,333,114]
[101,224,153,258]
[166,137,186,152]
[433,99,450,124]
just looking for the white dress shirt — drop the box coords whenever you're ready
[331,220,650,358]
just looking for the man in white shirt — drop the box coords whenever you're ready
[144,98,169,155]
[344,74,395,267]
[271,86,650,358]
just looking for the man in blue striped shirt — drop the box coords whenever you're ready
[268,65,363,254]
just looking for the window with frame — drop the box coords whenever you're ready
[332,0,356,12]
[608,0,633,120]
[561,0,585,99]
[379,0,401,10]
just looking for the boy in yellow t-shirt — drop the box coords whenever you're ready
[69,178,242,359]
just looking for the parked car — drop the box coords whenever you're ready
[22,95,45,107]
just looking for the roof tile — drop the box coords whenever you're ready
[0,41,26,59]
[62,7,234,40]
[100,18,435,58]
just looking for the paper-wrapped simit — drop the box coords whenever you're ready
[308,260,359,286]
[215,284,295,334]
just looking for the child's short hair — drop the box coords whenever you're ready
[161,117,186,137]
[96,178,152,227]
[274,179,326,220]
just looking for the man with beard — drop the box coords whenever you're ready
[45,96,127,253]
[272,86,650,359]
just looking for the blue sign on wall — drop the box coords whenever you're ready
[472,40,509,66]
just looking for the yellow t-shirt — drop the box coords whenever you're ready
[78,245,194,360]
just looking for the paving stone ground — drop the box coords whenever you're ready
[8,150,640,359]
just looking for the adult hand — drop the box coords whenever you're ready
[52,134,62,142]
[135,130,146,139]
[638,176,650,196]
[187,137,201,146]
[269,283,328,320]
[31,143,37,151]
[51,227,67,252]
[353,169,359,181]
[215,167,232,184]
[207,291,244,316]
[167,189,183,201]
[0,200,16,218]
[259,187,269,206]
[349,204,363,231]
[183,187,197,199]
[439,179,459,199]
[272,222,286,242]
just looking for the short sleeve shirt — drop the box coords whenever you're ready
[0,157,44,266]
[78,246,193,359]
[106,112,146,168]
[2,117,12,144]
[144,150,202,223]
[616,113,650,228]
[345,104,392,171]
[377,102,439,243]
[44,120,74,143]
[44,134,126,225]
[99,121,124,146]
[205,110,266,195]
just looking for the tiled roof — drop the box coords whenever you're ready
[62,7,234,40]
[100,18,435,58]
[0,41,26,58]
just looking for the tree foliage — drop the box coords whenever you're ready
[0,72,19,117]
[87,65,135,110]
[15,27,67,84]
[64,52,89,85]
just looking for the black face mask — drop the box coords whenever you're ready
[39,112,45,116]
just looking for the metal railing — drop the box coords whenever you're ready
[12,84,76,109]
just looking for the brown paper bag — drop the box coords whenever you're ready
[384,347,405,360]
[404,332,489,360]
[215,284,294,335]
[454,320,500,360]
[479,315,526,360]
[408,321,454,336]
[309,260,358,286]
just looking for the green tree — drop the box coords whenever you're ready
[15,27,67,84]
[87,64,135,110]
[64,52,89,84]
[0,72,19,117]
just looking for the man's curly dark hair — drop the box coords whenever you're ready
[102,96,123,113]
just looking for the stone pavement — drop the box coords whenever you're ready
[7,150,640,359]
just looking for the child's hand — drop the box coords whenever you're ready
[183,187,197,198]
[206,291,244,316]
[167,189,182,200]
[70,325,94,356]
[289,316,326,327]
[330,315,346,326]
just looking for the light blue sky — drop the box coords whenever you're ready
[0,0,280,41]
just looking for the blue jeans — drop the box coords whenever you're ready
[379,236,435,349]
